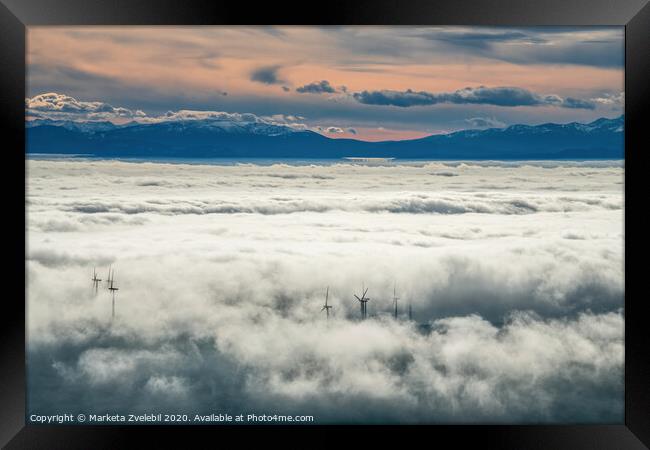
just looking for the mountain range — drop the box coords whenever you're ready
[26,115,624,160]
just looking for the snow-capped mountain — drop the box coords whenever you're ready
[441,116,623,138]
[26,115,623,160]
[151,119,297,136]
[384,115,624,159]
[27,117,298,136]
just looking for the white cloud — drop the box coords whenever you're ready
[325,127,345,134]
[465,116,506,129]
[26,92,146,121]
[590,92,624,107]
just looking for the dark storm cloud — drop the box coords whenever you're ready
[352,86,596,109]
[250,65,284,85]
[296,80,337,94]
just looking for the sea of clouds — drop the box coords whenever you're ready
[26,159,624,423]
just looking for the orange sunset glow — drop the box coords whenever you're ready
[27,26,624,141]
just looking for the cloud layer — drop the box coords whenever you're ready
[26,159,624,423]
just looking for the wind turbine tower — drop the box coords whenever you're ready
[393,282,399,319]
[321,286,332,321]
[91,267,102,295]
[105,265,113,289]
[354,284,370,320]
[108,268,119,319]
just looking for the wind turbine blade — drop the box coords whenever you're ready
[363,287,368,297]
[354,295,361,301]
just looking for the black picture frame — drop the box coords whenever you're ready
[1,0,648,447]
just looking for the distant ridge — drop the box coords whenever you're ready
[26,115,624,160]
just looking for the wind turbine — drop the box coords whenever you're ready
[108,268,119,319]
[105,265,113,289]
[354,283,370,320]
[91,267,102,295]
[321,286,332,320]
[393,282,399,319]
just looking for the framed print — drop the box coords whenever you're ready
[1,0,648,447]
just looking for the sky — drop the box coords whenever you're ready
[27,159,624,422]
[27,26,624,141]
